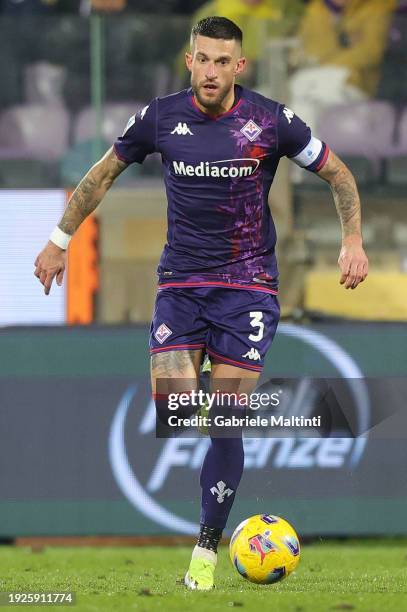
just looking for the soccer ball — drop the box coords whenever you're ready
[229,514,300,584]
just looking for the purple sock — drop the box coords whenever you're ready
[200,435,244,530]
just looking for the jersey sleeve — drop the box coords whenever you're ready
[277,105,329,173]
[113,99,158,164]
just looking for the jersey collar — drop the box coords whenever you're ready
[189,85,243,120]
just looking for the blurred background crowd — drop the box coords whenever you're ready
[1,0,407,323]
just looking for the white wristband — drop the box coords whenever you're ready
[49,226,72,250]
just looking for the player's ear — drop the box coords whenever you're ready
[235,56,246,76]
[185,52,193,72]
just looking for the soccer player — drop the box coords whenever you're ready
[34,16,368,590]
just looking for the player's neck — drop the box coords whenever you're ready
[194,87,236,118]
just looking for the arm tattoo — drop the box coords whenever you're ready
[58,147,127,235]
[317,151,362,239]
[59,173,99,234]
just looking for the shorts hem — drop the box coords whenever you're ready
[150,343,205,354]
[206,347,263,372]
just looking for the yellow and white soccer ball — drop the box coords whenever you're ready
[229,514,300,584]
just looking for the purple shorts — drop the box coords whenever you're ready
[149,286,280,372]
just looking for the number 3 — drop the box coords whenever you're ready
[249,311,264,342]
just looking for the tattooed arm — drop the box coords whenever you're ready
[58,147,127,235]
[317,150,368,289]
[34,147,127,294]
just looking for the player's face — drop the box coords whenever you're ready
[186,35,246,112]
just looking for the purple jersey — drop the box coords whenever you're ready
[114,86,328,293]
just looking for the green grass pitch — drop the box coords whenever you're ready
[1,540,407,611]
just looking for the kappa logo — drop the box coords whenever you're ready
[240,119,262,142]
[154,323,172,344]
[171,122,194,136]
[283,107,295,124]
[242,348,261,361]
[210,480,234,503]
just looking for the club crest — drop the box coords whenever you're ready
[240,119,262,142]
[154,323,172,344]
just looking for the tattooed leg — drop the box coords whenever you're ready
[151,349,203,427]
[151,349,203,388]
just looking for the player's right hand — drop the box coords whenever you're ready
[34,241,66,295]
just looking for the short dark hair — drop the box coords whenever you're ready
[191,16,243,47]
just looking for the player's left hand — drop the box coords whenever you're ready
[338,236,368,290]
